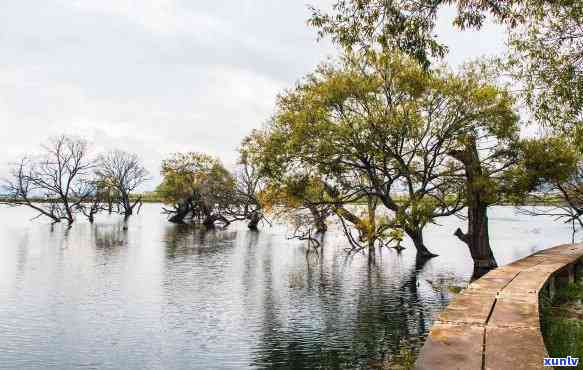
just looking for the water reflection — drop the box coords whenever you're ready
[249,244,437,369]
[92,221,128,251]
[0,204,573,369]
[163,223,238,259]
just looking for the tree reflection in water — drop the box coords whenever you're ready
[249,242,450,369]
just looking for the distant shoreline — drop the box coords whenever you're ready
[0,194,566,207]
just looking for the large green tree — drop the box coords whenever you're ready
[262,51,518,265]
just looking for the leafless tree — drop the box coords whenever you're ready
[76,177,112,223]
[96,150,149,218]
[1,135,94,224]
[287,212,323,252]
[230,152,269,230]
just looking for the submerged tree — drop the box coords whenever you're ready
[265,53,452,257]
[234,137,269,230]
[262,51,519,269]
[245,127,390,253]
[76,178,105,223]
[157,152,239,228]
[242,129,335,235]
[1,135,94,224]
[96,150,149,218]
[445,63,521,275]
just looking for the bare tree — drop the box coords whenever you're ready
[76,177,112,223]
[1,135,94,224]
[231,151,268,230]
[96,150,149,218]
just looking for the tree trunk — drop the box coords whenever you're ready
[367,196,377,255]
[406,227,438,259]
[121,193,132,217]
[168,201,191,223]
[247,211,261,230]
[308,206,328,233]
[450,137,498,278]
[454,203,497,279]
[203,216,216,229]
[63,200,74,224]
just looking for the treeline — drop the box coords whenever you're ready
[2,0,582,279]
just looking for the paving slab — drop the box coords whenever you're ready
[414,244,583,370]
[485,327,547,370]
[415,323,484,370]
[501,270,552,293]
[437,292,496,325]
[488,299,540,329]
[465,276,511,294]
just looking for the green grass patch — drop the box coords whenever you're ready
[541,281,583,369]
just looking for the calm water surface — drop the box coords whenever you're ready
[0,204,572,369]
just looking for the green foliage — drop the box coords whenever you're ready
[157,152,235,207]
[310,0,582,151]
[523,137,578,184]
[541,282,583,367]
[157,152,241,227]
[504,1,583,149]
[508,137,579,200]
[249,49,520,253]
[308,0,557,69]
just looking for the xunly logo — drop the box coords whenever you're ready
[544,356,580,367]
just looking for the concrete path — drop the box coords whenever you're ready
[414,243,583,370]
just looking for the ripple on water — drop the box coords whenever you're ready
[0,204,573,369]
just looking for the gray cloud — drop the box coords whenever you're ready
[0,1,504,189]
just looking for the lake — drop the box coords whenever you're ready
[0,204,573,369]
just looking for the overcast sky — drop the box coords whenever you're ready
[0,1,506,190]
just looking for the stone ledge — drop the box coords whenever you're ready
[414,243,583,370]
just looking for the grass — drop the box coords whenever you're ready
[541,280,583,369]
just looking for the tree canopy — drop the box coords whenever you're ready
[250,50,519,260]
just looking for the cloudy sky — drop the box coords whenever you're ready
[0,1,505,190]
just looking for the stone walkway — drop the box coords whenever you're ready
[414,243,583,370]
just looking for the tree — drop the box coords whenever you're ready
[96,150,149,218]
[260,175,334,233]
[308,0,563,68]
[445,63,521,276]
[244,128,388,253]
[157,152,239,228]
[1,135,94,224]
[234,137,269,230]
[505,1,583,149]
[310,0,582,146]
[76,178,105,223]
[265,51,518,267]
[263,52,463,258]
[512,136,582,242]
[242,129,335,235]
